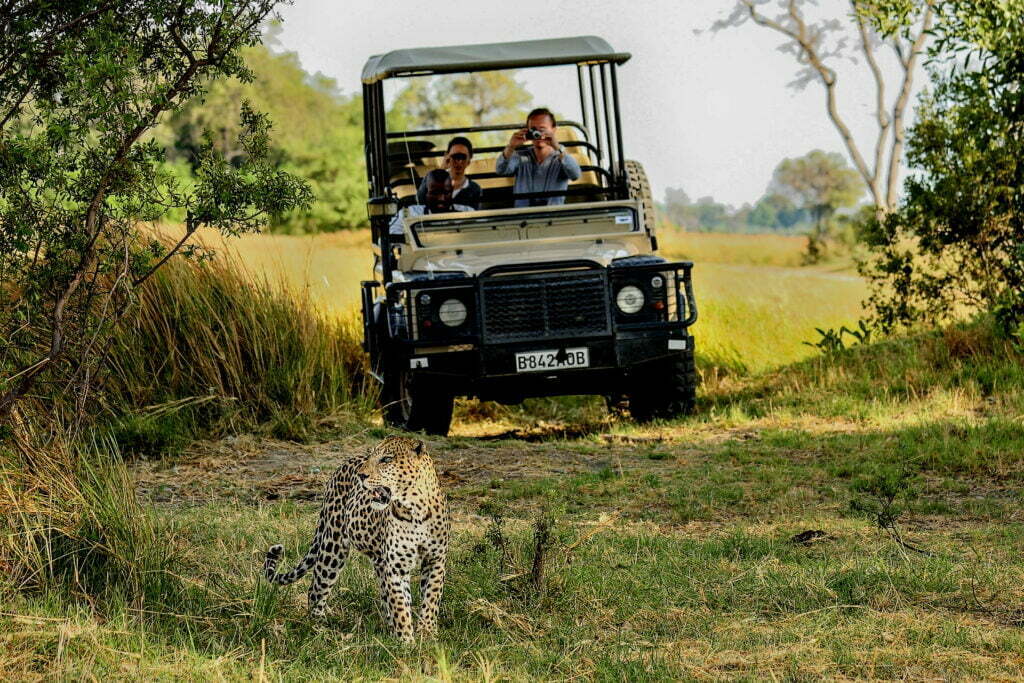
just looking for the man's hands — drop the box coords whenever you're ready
[540,130,561,152]
[503,128,528,158]
[504,128,561,158]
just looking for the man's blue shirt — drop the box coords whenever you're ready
[495,146,582,207]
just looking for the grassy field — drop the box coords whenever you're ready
[4,230,1020,680]
[186,226,866,373]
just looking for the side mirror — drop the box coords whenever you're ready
[367,196,398,219]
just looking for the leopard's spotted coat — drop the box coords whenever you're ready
[263,436,450,642]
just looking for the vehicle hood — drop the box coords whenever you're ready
[398,239,646,278]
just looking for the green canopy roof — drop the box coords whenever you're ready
[361,35,630,84]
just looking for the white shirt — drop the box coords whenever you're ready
[389,204,475,236]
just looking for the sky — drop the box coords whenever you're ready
[274,0,924,208]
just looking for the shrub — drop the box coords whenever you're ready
[859,1,1024,332]
[101,251,371,439]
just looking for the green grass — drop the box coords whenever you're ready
[694,262,866,372]
[3,316,1023,679]
[658,227,813,268]
[3,511,1022,679]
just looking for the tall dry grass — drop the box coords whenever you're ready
[102,250,371,442]
[0,433,180,601]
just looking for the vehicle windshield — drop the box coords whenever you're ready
[381,66,611,211]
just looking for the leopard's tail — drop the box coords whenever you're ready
[263,519,323,585]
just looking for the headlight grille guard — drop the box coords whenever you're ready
[609,260,697,330]
[384,279,478,342]
[378,260,697,344]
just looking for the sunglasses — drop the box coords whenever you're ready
[447,153,469,161]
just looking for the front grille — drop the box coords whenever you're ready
[480,271,611,342]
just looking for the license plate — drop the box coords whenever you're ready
[514,347,590,373]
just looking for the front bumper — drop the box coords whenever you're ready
[361,259,697,401]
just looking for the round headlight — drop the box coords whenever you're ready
[419,293,431,305]
[438,298,468,327]
[616,285,645,314]
[651,275,664,289]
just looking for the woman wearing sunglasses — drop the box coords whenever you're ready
[417,136,482,210]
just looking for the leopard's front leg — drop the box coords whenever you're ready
[375,561,414,643]
[417,551,446,638]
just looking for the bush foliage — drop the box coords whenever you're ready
[860,0,1024,332]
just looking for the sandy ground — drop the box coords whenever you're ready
[132,429,690,506]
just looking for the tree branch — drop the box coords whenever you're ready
[0,3,116,80]
[132,215,200,288]
[886,1,933,210]
[742,0,879,206]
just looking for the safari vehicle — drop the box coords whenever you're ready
[359,36,698,435]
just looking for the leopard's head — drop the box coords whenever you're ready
[357,436,434,512]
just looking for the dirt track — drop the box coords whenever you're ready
[132,428,694,506]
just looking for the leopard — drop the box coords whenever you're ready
[263,435,450,643]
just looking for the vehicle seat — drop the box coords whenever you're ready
[387,140,440,206]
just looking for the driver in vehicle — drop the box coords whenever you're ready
[389,168,474,236]
[417,137,482,209]
[496,107,581,207]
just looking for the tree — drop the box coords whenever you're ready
[159,43,366,232]
[770,150,863,259]
[449,71,534,127]
[762,192,805,229]
[693,196,731,231]
[713,0,934,214]
[660,189,736,232]
[389,70,533,132]
[859,0,1024,332]
[747,196,779,229]
[0,1,312,422]
[661,187,693,228]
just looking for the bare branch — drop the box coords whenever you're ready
[886,1,934,209]
[132,214,200,288]
[742,0,879,205]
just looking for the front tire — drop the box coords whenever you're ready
[626,349,698,422]
[381,367,454,436]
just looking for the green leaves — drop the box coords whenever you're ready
[157,42,367,233]
[853,0,923,39]
[803,320,874,355]
[189,100,312,234]
[0,1,311,419]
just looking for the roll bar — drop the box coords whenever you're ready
[363,47,630,285]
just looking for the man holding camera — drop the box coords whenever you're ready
[496,107,581,207]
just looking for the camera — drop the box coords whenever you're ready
[525,127,543,140]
